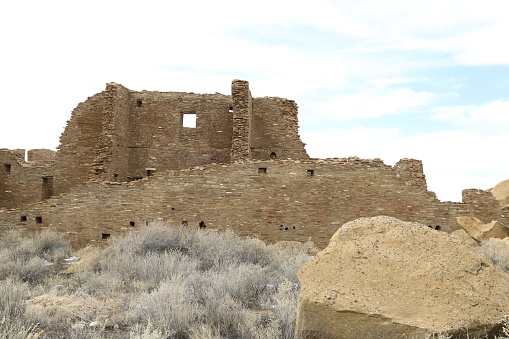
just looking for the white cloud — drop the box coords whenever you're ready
[319,89,435,121]
[432,101,509,127]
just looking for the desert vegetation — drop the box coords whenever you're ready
[0,222,311,338]
[3,224,509,339]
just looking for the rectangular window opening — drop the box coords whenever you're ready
[307,169,315,176]
[20,216,27,222]
[146,169,156,177]
[228,106,233,113]
[130,221,135,227]
[137,99,143,107]
[102,233,111,240]
[258,167,267,174]
[4,164,11,173]
[182,112,197,128]
[35,216,42,224]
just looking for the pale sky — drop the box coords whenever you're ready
[1,0,509,202]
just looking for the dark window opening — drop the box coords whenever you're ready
[102,233,111,240]
[199,221,206,229]
[229,106,233,113]
[20,216,27,222]
[182,113,197,128]
[146,169,155,177]
[258,167,267,174]
[285,227,289,230]
[171,207,175,210]
[35,217,42,224]
[130,221,135,227]
[270,152,277,159]
[181,220,188,228]
[114,173,119,181]
[4,164,11,173]
[435,225,441,230]
[137,99,143,107]
[42,176,54,200]
[307,169,315,176]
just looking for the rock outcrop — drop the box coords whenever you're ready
[450,229,478,247]
[489,179,509,207]
[456,216,509,241]
[295,216,509,339]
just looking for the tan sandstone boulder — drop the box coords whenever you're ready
[450,229,478,247]
[489,179,509,207]
[456,216,509,241]
[295,216,509,339]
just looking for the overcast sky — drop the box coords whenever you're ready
[1,0,509,202]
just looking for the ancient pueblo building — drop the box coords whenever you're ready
[0,80,505,247]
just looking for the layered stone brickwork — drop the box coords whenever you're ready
[0,149,55,209]
[1,158,503,248]
[0,79,506,248]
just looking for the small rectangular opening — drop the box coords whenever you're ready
[130,221,135,227]
[102,233,111,240]
[146,169,156,177]
[137,99,143,107]
[258,167,267,174]
[306,169,315,176]
[35,216,42,224]
[229,106,233,113]
[4,164,11,173]
[182,112,197,128]
[20,216,27,222]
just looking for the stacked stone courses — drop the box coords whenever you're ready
[0,80,506,247]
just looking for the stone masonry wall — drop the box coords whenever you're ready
[1,158,501,248]
[54,79,308,190]
[231,79,253,161]
[0,149,55,209]
[55,91,110,195]
[251,97,309,160]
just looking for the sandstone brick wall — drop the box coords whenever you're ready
[1,158,502,248]
[0,149,55,209]
[231,79,252,161]
[56,91,110,194]
[54,79,307,190]
[251,97,308,160]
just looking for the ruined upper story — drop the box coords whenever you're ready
[55,79,309,195]
[0,149,56,209]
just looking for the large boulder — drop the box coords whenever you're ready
[456,216,509,241]
[489,179,509,207]
[295,216,509,339]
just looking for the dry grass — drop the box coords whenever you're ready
[0,222,312,338]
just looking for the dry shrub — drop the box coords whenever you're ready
[0,229,70,284]
[0,222,313,338]
[478,238,509,272]
[0,278,30,319]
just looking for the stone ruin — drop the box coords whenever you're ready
[0,80,507,247]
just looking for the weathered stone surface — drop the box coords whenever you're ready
[451,229,478,247]
[457,216,509,241]
[295,216,509,339]
[490,179,509,207]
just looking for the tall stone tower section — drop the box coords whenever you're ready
[231,79,253,161]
